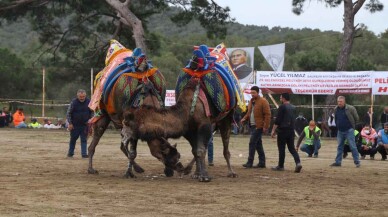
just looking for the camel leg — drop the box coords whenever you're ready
[187,125,212,182]
[184,158,195,175]
[88,116,110,174]
[218,113,237,178]
[121,137,143,178]
[147,139,174,177]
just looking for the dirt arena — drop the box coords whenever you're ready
[0,128,387,216]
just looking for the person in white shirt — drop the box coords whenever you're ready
[327,111,337,137]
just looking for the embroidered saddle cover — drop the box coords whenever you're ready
[175,43,246,115]
[89,40,166,116]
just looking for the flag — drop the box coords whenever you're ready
[258,43,285,71]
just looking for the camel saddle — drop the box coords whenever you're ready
[176,44,246,118]
[89,41,165,124]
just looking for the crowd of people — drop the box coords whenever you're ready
[0,106,66,129]
[3,87,388,167]
[206,87,388,172]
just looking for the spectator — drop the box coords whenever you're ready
[295,112,308,137]
[43,119,62,129]
[330,96,360,168]
[0,106,13,127]
[377,122,388,161]
[296,120,321,158]
[359,124,378,160]
[240,86,271,168]
[207,124,216,166]
[13,108,27,128]
[28,118,42,128]
[327,111,337,137]
[271,93,302,173]
[66,89,93,158]
[232,112,241,135]
[380,106,388,128]
[343,129,362,159]
[363,107,376,128]
[229,49,253,82]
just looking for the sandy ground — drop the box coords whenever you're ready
[0,128,387,217]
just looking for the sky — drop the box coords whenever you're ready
[216,0,388,35]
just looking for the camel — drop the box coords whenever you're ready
[87,44,184,178]
[122,44,245,182]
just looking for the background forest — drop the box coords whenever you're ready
[0,5,387,122]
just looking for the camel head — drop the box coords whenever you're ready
[159,137,184,176]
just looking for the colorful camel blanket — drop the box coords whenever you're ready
[175,43,246,115]
[89,40,165,116]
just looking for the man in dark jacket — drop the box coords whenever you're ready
[380,106,388,128]
[330,96,360,167]
[271,93,302,173]
[295,113,308,137]
[66,89,93,158]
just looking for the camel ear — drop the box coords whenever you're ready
[173,143,177,148]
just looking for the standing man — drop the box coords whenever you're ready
[380,106,388,129]
[330,96,360,167]
[66,89,93,158]
[240,86,271,168]
[295,113,308,137]
[271,93,302,173]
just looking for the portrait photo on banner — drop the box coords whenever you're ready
[227,47,255,83]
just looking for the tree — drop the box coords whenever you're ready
[292,0,384,109]
[0,48,40,99]
[0,0,232,65]
[292,0,383,71]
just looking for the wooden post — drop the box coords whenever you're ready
[91,68,94,94]
[42,67,45,117]
[370,92,374,127]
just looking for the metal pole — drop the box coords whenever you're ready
[42,67,45,117]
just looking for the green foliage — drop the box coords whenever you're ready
[0,48,40,99]
[292,0,383,15]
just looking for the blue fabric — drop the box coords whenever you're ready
[207,133,213,163]
[247,127,265,165]
[68,126,88,156]
[378,129,388,144]
[15,122,27,128]
[335,128,360,165]
[336,107,352,131]
[300,139,321,155]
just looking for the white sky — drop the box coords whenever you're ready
[216,0,388,35]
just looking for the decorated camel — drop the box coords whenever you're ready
[87,40,184,178]
[122,44,246,182]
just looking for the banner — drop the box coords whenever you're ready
[258,43,285,71]
[226,47,255,84]
[257,71,373,95]
[164,90,176,106]
[240,83,263,105]
[372,72,388,95]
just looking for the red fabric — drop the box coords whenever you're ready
[198,88,211,117]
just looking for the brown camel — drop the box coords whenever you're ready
[122,78,237,182]
[87,47,184,178]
